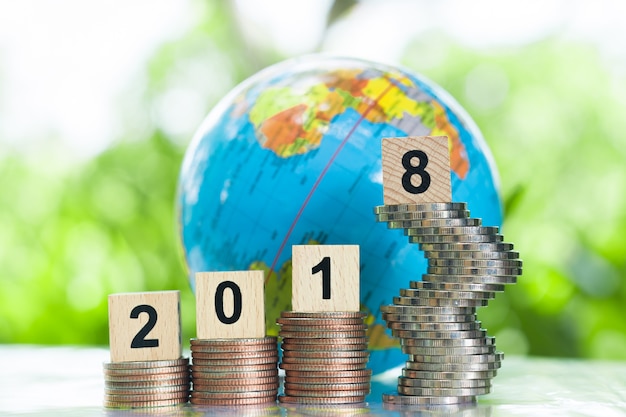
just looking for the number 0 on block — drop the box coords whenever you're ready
[195,270,265,339]
[292,245,360,312]
[381,136,452,205]
[108,291,182,363]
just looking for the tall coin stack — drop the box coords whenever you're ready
[374,202,522,407]
[102,358,191,408]
[189,337,280,406]
[277,311,372,405]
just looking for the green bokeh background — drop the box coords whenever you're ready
[1,1,625,360]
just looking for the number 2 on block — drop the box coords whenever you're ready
[382,136,451,205]
[292,245,360,312]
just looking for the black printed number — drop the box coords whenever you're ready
[312,256,331,300]
[130,304,159,349]
[401,150,431,194]
[215,281,242,324]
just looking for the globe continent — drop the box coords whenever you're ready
[176,55,502,375]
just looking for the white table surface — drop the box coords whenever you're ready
[1,345,625,416]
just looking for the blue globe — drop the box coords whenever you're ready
[176,55,502,374]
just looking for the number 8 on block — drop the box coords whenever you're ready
[108,291,182,362]
[195,270,265,339]
[381,136,452,205]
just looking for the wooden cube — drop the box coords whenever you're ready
[382,136,452,205]
[292,245,360,312]
[195,270,265,339]
[108,291,181,362]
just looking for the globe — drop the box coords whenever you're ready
[176,55,502,375]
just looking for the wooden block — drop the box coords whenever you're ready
[382,136,452,205]
[108,291,181,363]
[195,270,265,339]
[292,245,360,312]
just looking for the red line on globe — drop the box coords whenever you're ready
[266,79,398,283]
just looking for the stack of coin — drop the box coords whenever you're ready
[374,202,522,407]
[189,337,279,406]
[102,358,190,408]
[277,311,372,405]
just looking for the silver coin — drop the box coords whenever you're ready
[428,259,523,268]
[103,358,189,370]
[393,296,489,307]
[374,203,467,213]
[398,377,491,389]
[422,273,517,284]
[387,218,481,229]
[427,266,522,276]
[410,281,506,292]
[376,210,470,221]
[382,313,477,323]
[402,336,495,347]
[402,344,496,356]
[387,321,481,331]
[404,361,501,372]
[382,392,476,405]
[397,385,491,397]
[425,250,519,260]
[402,369,498,380]
[380,305,476,315]
[409,352,504,364]
[392,329,487,340]
[409,234,504,243]
[399,288,496,300]
[405,226,499,236]
[420,242,514,252]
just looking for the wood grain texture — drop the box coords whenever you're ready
[382,136,452,205]
[292,245,360,312]
[108,291,181,362]
[195,270,265,339]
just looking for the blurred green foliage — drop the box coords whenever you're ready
[0,2,624,360]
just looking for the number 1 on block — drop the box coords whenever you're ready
[108,291,182,363]
[195,270,265,339]
[381,136,452,205]
[292,245,360,312]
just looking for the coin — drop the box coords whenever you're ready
[104,378,189,389]
[191,389,277,399]
[397,385,491,396]
[421,273,517,284]
[103,358,188,370]
[401,336,495,347]
[374,203,468,213]
[393,296,488,307]
[278,395,366,404]
[387,218,481,229]
[425,250,519,260]
[190,355,278,365]
[192,382,279,393]
[190,369,278,379]
[104,391,189,402]
[401,345,496,356]
[278,330,367,339]
[387,321,480,331]
[191,376,277,387]
[382,392,476,405]
[284,369,372,378]
[282,350,369,359]
[103,365,190,376]
[412,281,506,292]
[104,371,190,382]
[104,398,189,408]
[190,343,277,353]
[399,288,496,300]
[280,311,366,319]
[404,361,501,372]
[281,356,369,365]
[283,388,370,398]
[191,364,278,375]
[284,382,371,392]
[190,396,277,406]
[190,348,278,357]
[392,329,487,340]
[277,318,365,326]
[380,305,476,315]
[409,234,504,243]
[279,362,368,371]
[382,313,477,323]
[104,385,189,395]
[410,352,504,364]
[278,324,368,332]
[428,258,523,268]
[284,376,372,385]
[427,266,522,276]
[280,337,368,346]
[398,377,491,388]
[401,369,498,380]
[281,342,368,351]
[405,226,499,236]
[419,242,514,252]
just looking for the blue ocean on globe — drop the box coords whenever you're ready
[176,55,502,375]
